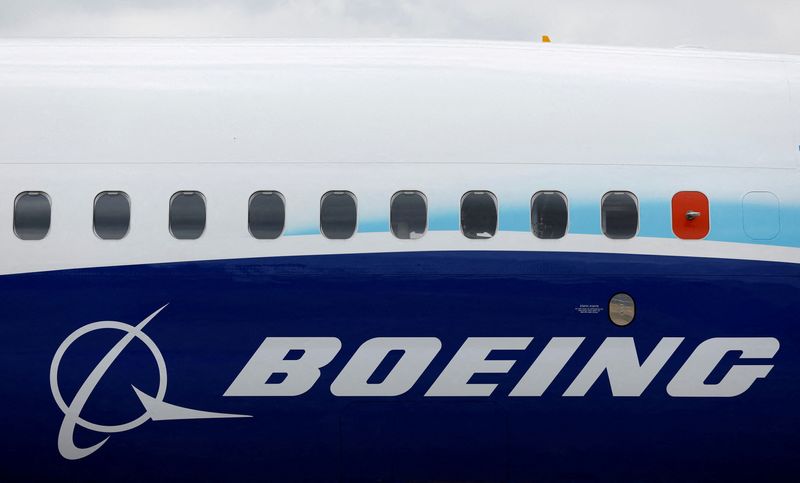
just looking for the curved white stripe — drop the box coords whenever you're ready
[3,232,799,276]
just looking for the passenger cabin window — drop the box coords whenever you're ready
[531,191,568,239]
[249,191,285,239]
[169,191,206,240]
[672,191,709,240]
[461,191,497,239]
[320,191,357,239]
[94,191,130,240]
[390,191,427,239]
[601,191,638,239]
[14,192,51,240]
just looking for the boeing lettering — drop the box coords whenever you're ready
[228,336,778,398]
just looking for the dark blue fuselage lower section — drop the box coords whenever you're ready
[1,251,798,482]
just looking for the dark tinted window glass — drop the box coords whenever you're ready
[14,192,51,240]
[602,191,638,239]
[531,191,568,239]
[391,191,427,239]
[249,191,285,239]
[320,191,356,239]
[94,191,130,240]
[460,191,497,239]
[14,191,50,240]
[170,191,206,240]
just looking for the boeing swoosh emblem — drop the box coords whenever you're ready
[50,305,250,460]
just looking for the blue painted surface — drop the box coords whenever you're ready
[566,200,600,235]
[498,204,530,232]
[275,195,800,248]
[1,251,798,482]
[358,217,388,233]
[638,199,673,238]
[427,209,460,232]
[742,192,781,241]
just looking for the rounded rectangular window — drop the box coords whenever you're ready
[320,191,357,239]
[601,191,638,239]
[391,191,427,239]
[672,191,709,240]
[742,191,780,240]
[94,191,130,240]
[14,192,51,240]
[531,191,568,239]
[170,191,206,240]
[460,191,498,239]
[249,191,285,239]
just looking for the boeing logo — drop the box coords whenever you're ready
[49,306,250,460]
[52,306,780,460]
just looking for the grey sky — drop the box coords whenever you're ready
[0,0,798,54]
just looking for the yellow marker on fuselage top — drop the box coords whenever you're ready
[541,35,551,43]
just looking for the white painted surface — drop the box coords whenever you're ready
[0,39,797,168]
[1,40,798,274]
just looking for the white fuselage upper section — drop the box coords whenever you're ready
[0,39,799,275]
[0,39,798,168]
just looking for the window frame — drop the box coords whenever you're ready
[742,191,780,240]
[169,191,207,240]
[459,190,499,240]
[248,191,286,240]
[14,191,52,241]
[601,191,639,240]
[93,191,131,240]
[530,190,568,239]
[390,190,428,240]
[320,190,358,240]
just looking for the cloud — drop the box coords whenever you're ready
[0,0,797,54]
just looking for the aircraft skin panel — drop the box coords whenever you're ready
[0,162,799,275]
[1,39,799,481]
[1,252,798,481]
[0,39,797,169]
